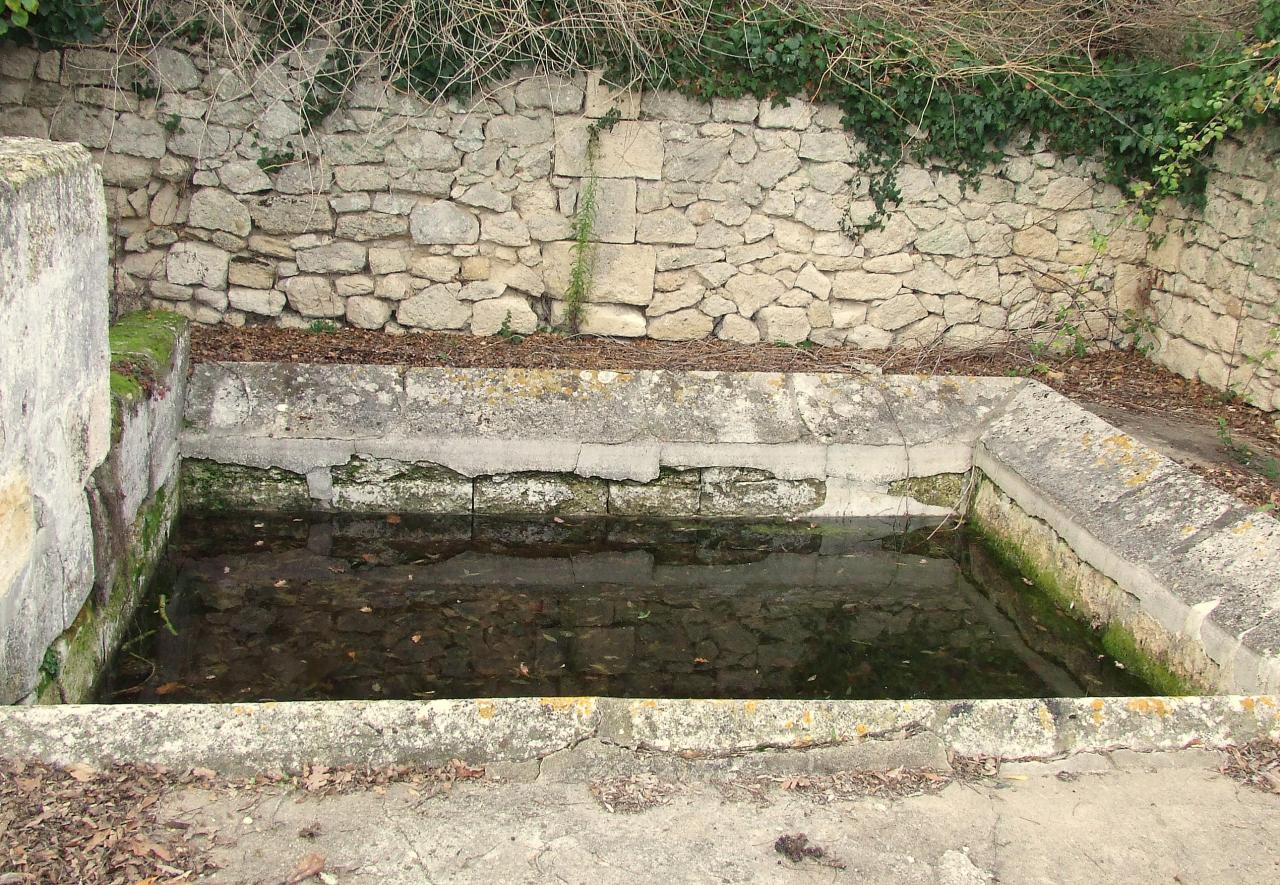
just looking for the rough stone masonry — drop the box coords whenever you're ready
[0,43,1277,409]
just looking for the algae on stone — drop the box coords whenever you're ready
[182,459,312,512]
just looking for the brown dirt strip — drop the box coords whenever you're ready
[191,326,1279,509]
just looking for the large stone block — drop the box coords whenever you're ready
[409,200,479,245]
[167,241,230,288]
[543,242,656,306]
[553,118,662,180]
[0,138,110,703]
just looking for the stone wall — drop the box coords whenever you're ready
[0,137,111,704]
[1145,129,1280,411]
[0,43,1145,352]
[1,41,1276,408]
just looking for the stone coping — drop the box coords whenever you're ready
[0,696,1275,773]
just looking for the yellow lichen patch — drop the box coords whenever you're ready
[475,699,496,720]
[744,700,758,714]
[793,736,814,747]
[1231,521,1254,535]
[231,705,255,717]
[1126,698,1171,717]
[1091,698,1106,726]
[538,696,595,717]
[1038,705,1054,731]
[855,723,869,736]
[634,699,658,710]
[801,709,814,726]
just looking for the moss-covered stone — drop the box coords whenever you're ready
[889,473,966,508]
[474,473,609,516]
[700,467,825,517]
[330,456,472,513]
[107,310,188,441]
[182,459,313,513]
[35,477,179,704]
[967,472,1202,695]
[608,468,701,517]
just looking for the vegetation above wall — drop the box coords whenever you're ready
[13,1,1276,226]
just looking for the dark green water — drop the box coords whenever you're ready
[98,514,1152,703]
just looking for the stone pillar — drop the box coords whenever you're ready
[0,138,110,703]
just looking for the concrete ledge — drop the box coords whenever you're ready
[182,365,1019,518]
[0,696,1274,773]
[975,384,1280,693]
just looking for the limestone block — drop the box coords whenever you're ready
[798,131,852,162]
[282,276,343,317]
[638,208,697,245]
[724,273,786,318]
[481,211,532,247]
[756,305,811,344]
[409,200,479,245]
[393,130,458,171]
[369,247,409,276]
[167,242,230,288]
[107,114,166,159]
[297,241,367,273]
[228,287,286,316]
[374,273,414,301]
[589,178,637,243]
[745,148,801,188]
[48,103,110,149]
[869,293,929,330]
[472,295,538,335]
[712,96,758,123]
[410,255,462,282]
[485,113,554,147]
[543,242,656,306]
[717,313,762,343]
[187,189,251,236]
[758,98,812,130]
[346,296,393,330]
[647,285,705,317]
[585,70,640,120]
[1040,177,1094,211]
[336,212,408,241]
[514,76,584,113]
[1012,226,1058,261]
[832,271,901,302]
[916,221,972,257]
[553,118,662,180]
[397,286,471,329]
[701,468,823,516]
[664,136,732,182]
[335,165,390,191]
[457,182,512,212]
[249,195,334,234]
[577,303,647,337]
[609,470,701,517]
[217,160,272,194]
[647,309,713,340]
[794,264,832,299]
[228,260,275,289]
[321,133,390,165]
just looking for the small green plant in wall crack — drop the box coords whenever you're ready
[561,107,621,333]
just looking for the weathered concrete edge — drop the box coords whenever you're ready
[973,385,1280,694]
[0,696,1274,773]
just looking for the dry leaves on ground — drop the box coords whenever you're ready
[0,758,216,883]
[1221,739,1280,795]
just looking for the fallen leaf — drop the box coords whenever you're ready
[385,514,402,524]
[274,579,289,588]
[154,682,184,696]
[693,657,709,665]
[359,606,373,613]
[65,762,97,782]
[410,634,422,643]
[282,852,326,884]
[191,767,217,779]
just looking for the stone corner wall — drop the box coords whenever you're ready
[0,135,110,703]
[1146,129,1280,412]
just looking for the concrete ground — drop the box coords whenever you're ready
[164,742,1279,884]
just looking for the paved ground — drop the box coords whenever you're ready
[158,743,1278,884]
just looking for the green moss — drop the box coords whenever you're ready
[888,473,966,508]
[34,478,179,704]
[182,459,312,513]
[1101,624,1195,696]
[969,498,1198,696]
[109,309,187,371]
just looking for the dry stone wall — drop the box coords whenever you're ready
[0,43,1143,351]
[1145,130,1280,411]
[0,41,1277,409]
